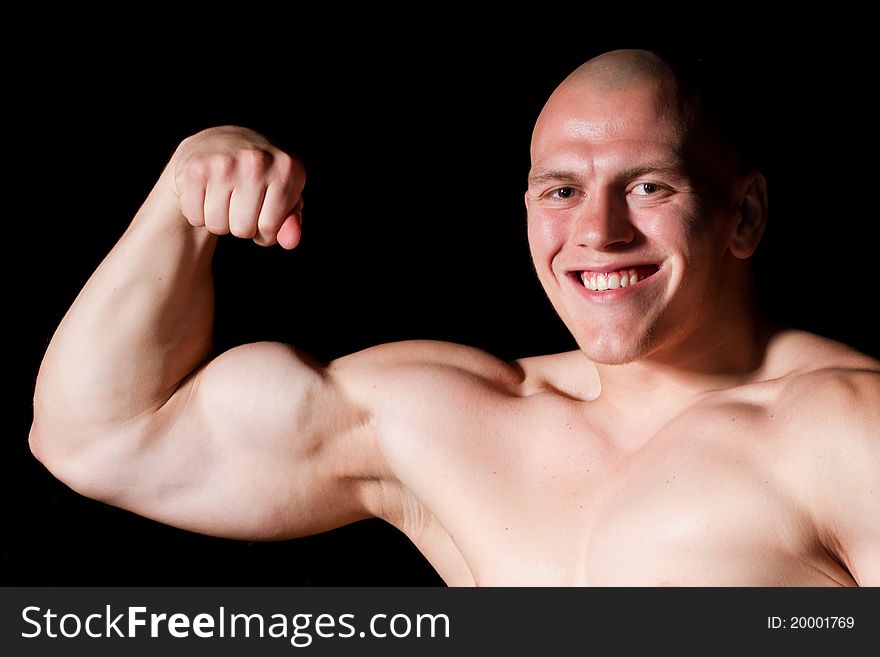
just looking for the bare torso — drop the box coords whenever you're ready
[360,330,878,586]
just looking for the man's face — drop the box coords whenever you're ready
[526,81,740,365]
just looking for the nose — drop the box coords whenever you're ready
[571,187,635,250]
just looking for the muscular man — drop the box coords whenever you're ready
[30,50,879,586]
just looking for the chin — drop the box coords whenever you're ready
[574,330,654,366]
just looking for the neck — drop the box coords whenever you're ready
[592,271,768,411]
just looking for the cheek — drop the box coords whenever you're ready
[527,212,568,265]
[637,203,691,242]
[637,201,710,260]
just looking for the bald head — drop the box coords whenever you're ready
[536,50,697,152]
[533,48,759,180]
[562,49,681,94]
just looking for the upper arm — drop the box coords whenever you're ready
[44,339,523,544]
[55,342,382,541]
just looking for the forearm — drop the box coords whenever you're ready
[33,166,217,448]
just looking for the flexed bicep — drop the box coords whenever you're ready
[98,342,381,540]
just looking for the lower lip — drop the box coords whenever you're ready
[567,269,661,302]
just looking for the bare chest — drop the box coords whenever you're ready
[389,397,851,587]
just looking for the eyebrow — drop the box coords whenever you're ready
[527,162,687,187]
[527,169,582,186]
[617,163,687,180]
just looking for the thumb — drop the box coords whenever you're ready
[276,199,303,250]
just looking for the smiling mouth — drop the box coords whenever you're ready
[572,265,660,291]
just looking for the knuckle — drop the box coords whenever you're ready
[274,153,304,186]
[209,153,237,179]
[274,151,294,171]
[238,148,272,181]
[183,159,210,184]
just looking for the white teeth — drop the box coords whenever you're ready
[580,267,651,291]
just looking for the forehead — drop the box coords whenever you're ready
[530,82,689,168]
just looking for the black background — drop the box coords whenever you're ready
[6,28,878,585]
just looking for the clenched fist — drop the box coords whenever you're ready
[170,126,305,249]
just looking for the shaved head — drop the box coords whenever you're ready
[534,50,695,162]
[563,49,681,93]
[534,49,759,179]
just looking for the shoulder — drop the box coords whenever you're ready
[770,330,880,427]
[777,365,880,463]
[772,330,879,456]
[327,340,526,394]
[761,330,879,487]
[764,329,879,377]
[324,340,535,538]
[328,340,600,401]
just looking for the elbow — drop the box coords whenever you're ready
[29,380,69,469]
[28,408,73,471]
[28,408,148,508]
[28,416,72,486]
[28,414,109,501]
[30,387,95,478]
[27,418,84,497]
[29,379,131,504]
[28,416,49,466]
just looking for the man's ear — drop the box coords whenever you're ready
[729,172,768,259]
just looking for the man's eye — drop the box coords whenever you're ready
[632,182,663,195]
[550,187,577,199]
